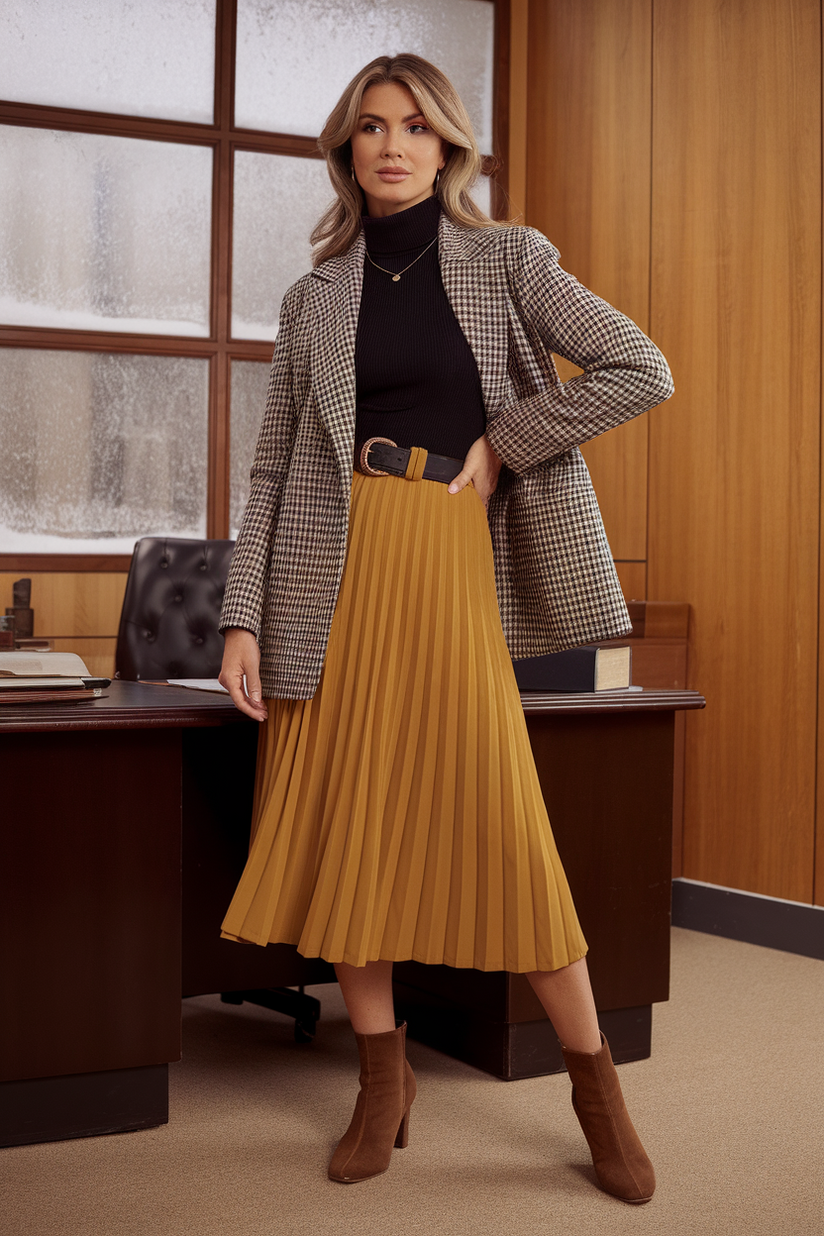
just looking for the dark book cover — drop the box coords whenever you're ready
[513,645,631,692]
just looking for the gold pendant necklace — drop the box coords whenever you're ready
[365,235,438,282]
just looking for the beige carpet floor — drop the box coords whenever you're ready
[3,928,823,1236]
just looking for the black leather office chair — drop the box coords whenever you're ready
[115,536,332,1041]
[115,537,235,681]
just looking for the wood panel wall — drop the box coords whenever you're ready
[0,573,126,677]
[525,0,652,588]
[507,0,529,221]
[522,0,823,904]
[649,0,821,902]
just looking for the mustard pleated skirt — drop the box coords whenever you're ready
[221,468,587,972]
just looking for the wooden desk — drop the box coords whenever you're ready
[395,688,705,1078]
[0,683,703,1145]
[0,683,332,1149]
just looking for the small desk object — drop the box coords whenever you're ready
[0,682,702,1145]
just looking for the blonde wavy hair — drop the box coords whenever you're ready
[310,53,499,266]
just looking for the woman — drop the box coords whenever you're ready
[218,54,673,1203]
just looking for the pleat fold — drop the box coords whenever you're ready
[220,470,587,972]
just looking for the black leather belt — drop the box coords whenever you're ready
[357,437,464,484]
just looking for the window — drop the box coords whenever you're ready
[0,0,506,567]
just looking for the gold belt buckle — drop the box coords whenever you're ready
[359,436,397,477]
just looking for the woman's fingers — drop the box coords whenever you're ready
[243,664,268,719]
[220,664,268,720]
[219,629,269,721]
[448,435,503,506]
[448,466,489,505]
[447,468,473,495]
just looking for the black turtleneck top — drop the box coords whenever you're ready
[355,195,486,461]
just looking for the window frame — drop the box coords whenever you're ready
[0,0,511,571]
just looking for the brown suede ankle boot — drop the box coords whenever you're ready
[328,1022,417,1183]
[561,1033,655,1204]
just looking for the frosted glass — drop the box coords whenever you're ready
[471,174,492,219]
[0,126,212,336]
[0,350,208,554]
[236,0,495,152]
[232,151,333,340]
[230,361,271,536]
[0,0,215,123]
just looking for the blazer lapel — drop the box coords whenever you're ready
[438,214,510,421]
[310,232,365,488]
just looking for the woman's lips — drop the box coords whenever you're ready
[377,169,411,181]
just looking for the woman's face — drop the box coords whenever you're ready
[350,81,446,218]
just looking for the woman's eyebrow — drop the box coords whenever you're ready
[357,112,426,124]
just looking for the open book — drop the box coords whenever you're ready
[0,650,93,691]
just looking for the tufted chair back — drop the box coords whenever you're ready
[115,537,235,681]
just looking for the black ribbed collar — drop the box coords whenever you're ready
[362,194,441,254]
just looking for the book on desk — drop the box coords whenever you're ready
[0,650,109,703]
[513,645,632,693]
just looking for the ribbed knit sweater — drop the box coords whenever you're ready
[355,195,486,461]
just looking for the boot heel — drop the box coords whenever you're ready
[394,1108,411,1149]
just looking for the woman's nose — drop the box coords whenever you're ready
[380,130,404,158]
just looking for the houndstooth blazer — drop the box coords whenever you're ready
[220,213,673,699]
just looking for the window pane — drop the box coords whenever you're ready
[0,127,212,336]
[0,350,208,554]
[235,0,495,153]
[0,0,215,123]
[472,175,492,219]
[232,151,332,340]
[230,361,271,536]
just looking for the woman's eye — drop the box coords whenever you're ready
[363,123,381,133]
[408,124,428,134]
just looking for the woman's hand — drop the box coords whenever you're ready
[447,434,503,508]
[218,627,269,722]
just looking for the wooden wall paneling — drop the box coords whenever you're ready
[525,0,653,564]
[525,0,652,320]
[0,573,128,638]
[642,601,689,640]
[0,575,15,615]
[818,0,824,908]
[507,0,529,219]
[615,561,647,602]
[649,0,821,901]
[50,639,118,679]
[492,0,512,219]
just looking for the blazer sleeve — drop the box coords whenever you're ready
[218,285,302,639]
[485,228,674,474]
